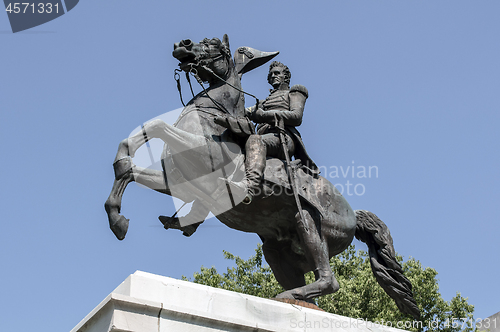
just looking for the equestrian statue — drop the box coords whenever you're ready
[104,34,420,319]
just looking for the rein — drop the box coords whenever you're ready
[174,69,195,107]
[173,52,260,116]
[194,63,260,113]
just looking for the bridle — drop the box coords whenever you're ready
[173,46,259,114]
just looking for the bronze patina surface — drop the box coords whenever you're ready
[105,35,420,319]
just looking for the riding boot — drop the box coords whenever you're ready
[241,135,266,204]
[220,135,266,205]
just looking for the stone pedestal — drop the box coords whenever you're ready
[71,271,408,332]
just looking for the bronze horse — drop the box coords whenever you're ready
[105,35,420,319]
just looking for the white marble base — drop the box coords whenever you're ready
[71,271,409,332]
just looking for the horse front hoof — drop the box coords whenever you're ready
[159,216,199,237]
[159,215,181,230]
[182,224,197,237]
[110,215,129,240]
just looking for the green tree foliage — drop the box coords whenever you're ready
[182,247,284,299]
[183,244,476,332]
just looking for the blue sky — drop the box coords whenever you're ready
[1,1,499,330]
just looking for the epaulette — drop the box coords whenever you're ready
[290,84,308,99]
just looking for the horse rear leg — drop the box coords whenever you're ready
[276,208,339,301]
[262,239,307,292]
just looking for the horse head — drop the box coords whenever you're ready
[173,35,233,85]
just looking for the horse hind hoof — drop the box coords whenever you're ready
[275,291,295,300]
[110,215,129,240]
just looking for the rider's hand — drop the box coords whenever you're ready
[244,106,255,119]
[214,115,229,128]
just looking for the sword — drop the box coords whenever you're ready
[274,113,309,234]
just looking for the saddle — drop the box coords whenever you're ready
[262,158,326,219]
[215,132,326,217]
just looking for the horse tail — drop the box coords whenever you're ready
[354,210,420,319]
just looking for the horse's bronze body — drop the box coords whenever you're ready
[105,35,420,319]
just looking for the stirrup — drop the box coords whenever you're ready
[242,193,252,205]
[217,178,253,205]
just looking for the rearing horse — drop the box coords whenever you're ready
[104,35,420,319]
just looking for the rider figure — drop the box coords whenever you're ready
[234,61,317,204]
[160,61,316,236]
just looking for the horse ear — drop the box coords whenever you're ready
[222,34,230,50]
[234,47,279,75]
